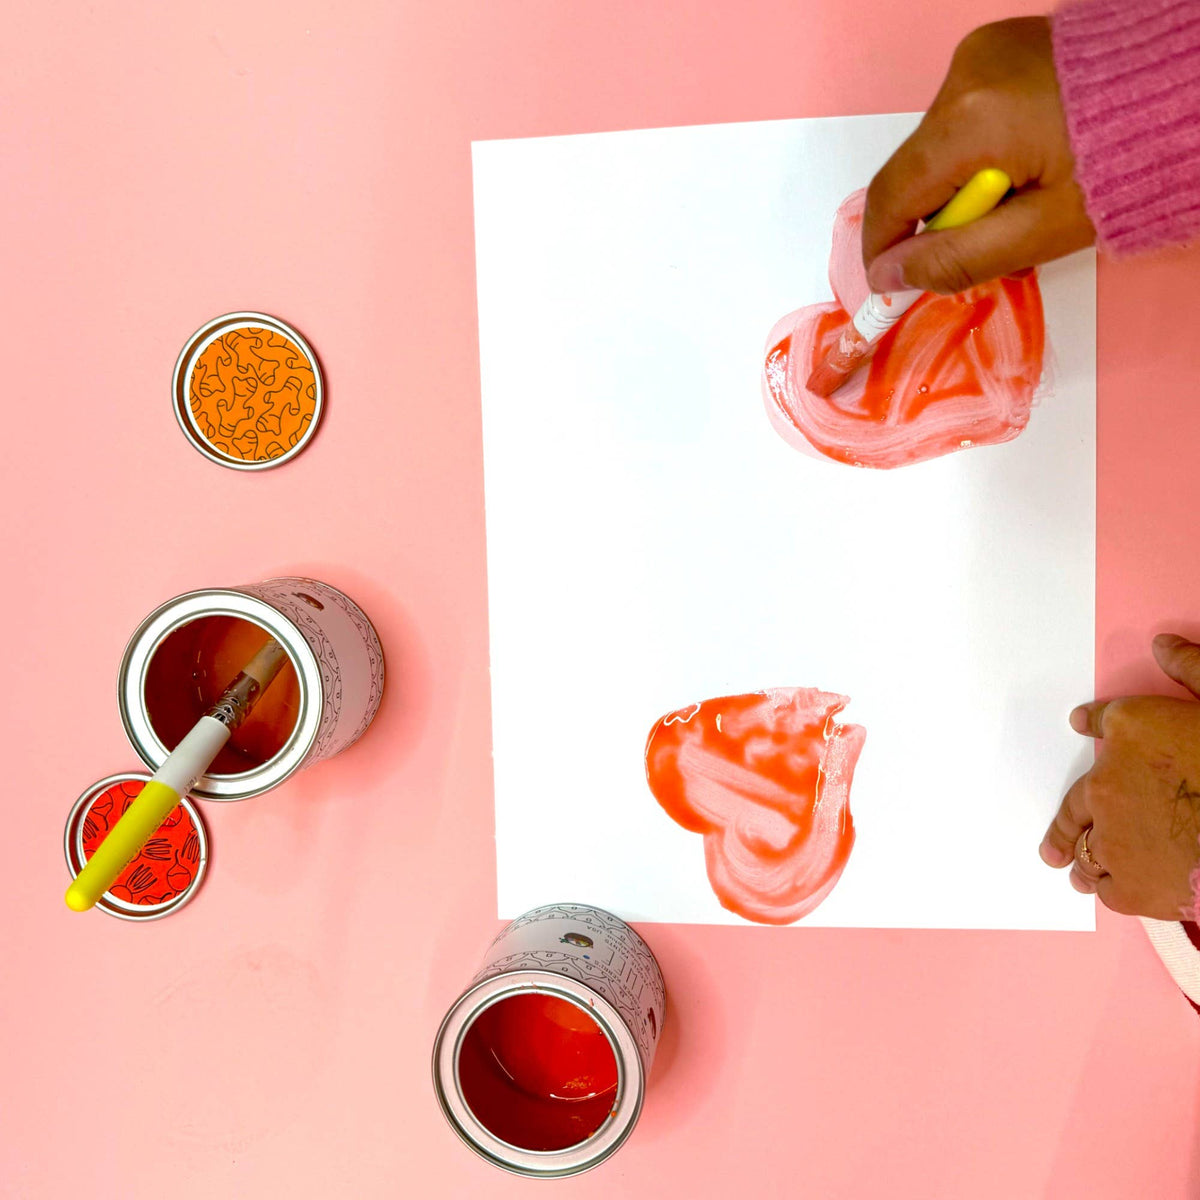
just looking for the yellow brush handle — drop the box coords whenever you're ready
[924,168,1012,232]
[64,780,181,912]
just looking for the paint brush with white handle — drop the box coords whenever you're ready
[64,636,289,912]
[806,168,1012,398]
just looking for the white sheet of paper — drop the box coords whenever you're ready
[473,114,1096,930]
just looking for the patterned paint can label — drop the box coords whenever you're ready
[235,577,385,765]
[472,902,665,1075]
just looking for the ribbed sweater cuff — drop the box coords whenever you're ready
[1053,0,1200,254]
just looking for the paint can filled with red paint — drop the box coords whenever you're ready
[118,576,385,802]
[64,773,209,920]
[432,903,666,1178]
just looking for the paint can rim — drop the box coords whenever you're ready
[432,970,647,1179]
[117,588,323,802]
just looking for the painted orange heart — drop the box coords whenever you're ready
[645,689,865,924]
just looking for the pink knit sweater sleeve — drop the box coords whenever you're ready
[1052,0,1200,254]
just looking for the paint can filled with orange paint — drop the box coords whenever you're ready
[173,312,323,469]
[432,903,666,1178]
[118,577,384,802]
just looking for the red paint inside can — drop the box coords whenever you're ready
[144,615,300,774]
[79,779,201,906]
[457,992,619,1152]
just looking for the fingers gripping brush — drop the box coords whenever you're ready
[806,168,1012,398]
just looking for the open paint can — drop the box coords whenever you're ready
[432,903,666,1178]
[64,773,209,921]
[118,576,385,802]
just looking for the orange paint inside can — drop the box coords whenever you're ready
[457,992,619,1152]
[187,325,318,464]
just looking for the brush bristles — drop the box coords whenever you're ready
[805,323,871,398]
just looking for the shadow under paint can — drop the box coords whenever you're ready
[432,903,666,1178]
[118,576,385,802]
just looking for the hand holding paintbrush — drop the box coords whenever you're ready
[64,637,289,912]
[806,168,1013,398]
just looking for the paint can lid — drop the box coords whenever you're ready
[63,773,209,921]
[172,312,324,470]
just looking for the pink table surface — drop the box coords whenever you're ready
[4,2,1200,1197]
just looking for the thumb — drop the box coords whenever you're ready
[1153,634,1200,698]
[866,186,1084,295]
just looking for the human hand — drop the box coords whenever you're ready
[862,18,1095,295]
[1040,635,1200,921]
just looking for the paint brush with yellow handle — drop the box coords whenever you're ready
[64,636,289,912]
[806,167,1013,398]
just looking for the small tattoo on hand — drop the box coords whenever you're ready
[1168,779,1200,841]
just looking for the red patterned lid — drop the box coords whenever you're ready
[64,774,209,921]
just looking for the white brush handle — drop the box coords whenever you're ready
[65,638,286,913]
[850,288,924,345]
[153,715,231,795]
[64,715,229,912]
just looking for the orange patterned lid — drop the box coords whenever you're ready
[173,313,323,469]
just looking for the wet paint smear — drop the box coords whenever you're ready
[80,780,201,906]
[457,992,619,1152]
[762,189,1046,469]
[645,689,865,925]
[188,326,317,463]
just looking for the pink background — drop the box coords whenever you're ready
[3,1,1199,1197]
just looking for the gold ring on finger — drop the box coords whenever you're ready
[1079,826,1104,874]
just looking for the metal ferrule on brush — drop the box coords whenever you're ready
[206,673,262,732]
